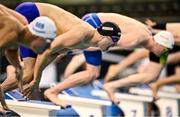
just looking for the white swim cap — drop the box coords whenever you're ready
[153,31,174,49]
[28,16,57,40]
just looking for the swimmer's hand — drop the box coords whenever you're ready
[23,80,39,99]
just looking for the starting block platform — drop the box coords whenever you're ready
[5,100,60,117]
[4,82,124,117]
[92,90,153,117]
[129,87,180,117]
[58,84,124,117]
[58,94,111,117]
[5,90,61,117]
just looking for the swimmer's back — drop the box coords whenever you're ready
[0,4,27,26]
[97,13,150,34]
[36,3,93,33]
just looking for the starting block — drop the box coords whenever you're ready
[5,90,60,117]
[4,81,127,117]
[92,90,153,117]
[130,87,180,117]
[5,100,60,117]
[4,85,118,117]
[58,94,111,117]
[60,82,125,117]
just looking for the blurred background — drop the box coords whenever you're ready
[1,0,180,21]
[0,1,179,116]
[0,0,180,85]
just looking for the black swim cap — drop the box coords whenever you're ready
[97,22,121,43]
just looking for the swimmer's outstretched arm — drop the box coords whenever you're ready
[50,27,92,54]
[23,26,93,97]
[5,49,23,92]
[35,50,58,83]
[23,49,58,97]
[0,17,23,91]
[23,30,80,96]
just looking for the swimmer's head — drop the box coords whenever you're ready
[153,31,174,49]
[97,22,121,43]
[97,22,121,51]
[152,31,174,56]
[28,16,57,54]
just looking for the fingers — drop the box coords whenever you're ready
[23,88,30,97]
[22,86,29,96]
[22,84,29,90]
[22,83,36,99]
[23,88,33,99]
[17,81,23,93]
[22,86,31,98]
[26,91,32,99]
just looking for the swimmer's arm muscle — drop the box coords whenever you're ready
[5,48,21,69]
[50,28,90,53]
[32,49,57,87]
[2,19,20,68]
